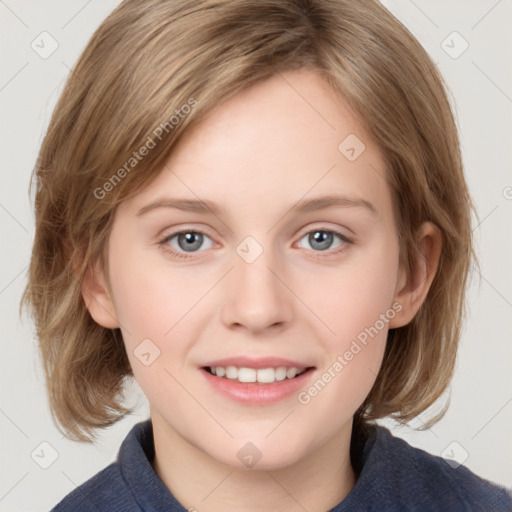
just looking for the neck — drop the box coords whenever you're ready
[151,411,357,512]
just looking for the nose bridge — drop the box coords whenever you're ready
[220,234,293,332]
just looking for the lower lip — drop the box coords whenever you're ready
[200,368,315,405]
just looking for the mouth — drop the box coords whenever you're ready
[201,365,315,385]
[200,358,317,404]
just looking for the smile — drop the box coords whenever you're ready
[200,362,316,405]
[205,366,308,384]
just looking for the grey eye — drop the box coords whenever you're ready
[167,231,214,253]
[298,230,344,251]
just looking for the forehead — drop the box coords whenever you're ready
[121,68,393,225]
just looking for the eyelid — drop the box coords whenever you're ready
[295,223,354,243]
[294,228,352,255]
[158,227,215,246]
[157,223,353,244]
[157,224,354,262]
[157,228,215,260]
[157,224,215,242]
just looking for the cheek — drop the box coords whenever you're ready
[107,244,220,388]
[108,256,198,403]
[108,243,204,338]
[294,237,399,406]
[301,237,400,345]
[294,250,398,427]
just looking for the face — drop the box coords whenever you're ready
[96,68,405,470]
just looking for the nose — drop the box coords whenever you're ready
[220,239,294,335]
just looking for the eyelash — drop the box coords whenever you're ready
[158,228,353,261]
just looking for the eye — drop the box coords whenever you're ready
[296,229,351,255]
[159,230,214,259]
[158,227,352,260]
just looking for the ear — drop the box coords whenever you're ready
[81,260,120,329]
[389,222,442,329]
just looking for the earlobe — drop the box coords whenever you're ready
[388,222,442,329]
[81,261,120,329]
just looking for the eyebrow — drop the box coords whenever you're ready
[136,194,377,217]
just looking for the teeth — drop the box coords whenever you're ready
[275,367,287,381]
[286,368,297,379]
[238,367,256,383]
[257,368,276,383]
[210,366,306,383]
[225,366,237,379]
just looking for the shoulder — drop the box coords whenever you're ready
[51,419,188,512]
[375,425,512,510]
[50,420,154,512]
[50,462,139,512]
[343,423,512,511]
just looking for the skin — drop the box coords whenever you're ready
[83,68,441,511]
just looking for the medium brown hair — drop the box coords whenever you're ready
[21,0,475,442]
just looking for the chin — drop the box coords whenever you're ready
[207,438,308,472]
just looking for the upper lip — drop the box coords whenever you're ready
[201,356,314,370]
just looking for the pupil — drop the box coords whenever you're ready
[178,232,202,252]
[177,231,332,253]
[310,231,332,251]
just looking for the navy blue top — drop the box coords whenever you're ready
[51,419,512,511]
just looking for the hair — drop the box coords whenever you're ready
[21,0,475,442]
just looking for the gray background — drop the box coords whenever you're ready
[1,0,511,510]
